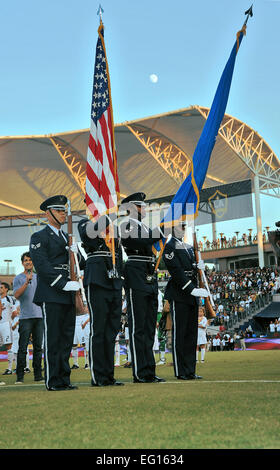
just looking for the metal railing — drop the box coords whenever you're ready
[199,236,269,252]
[219,292,273,330]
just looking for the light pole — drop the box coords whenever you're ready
[4,259,13,275]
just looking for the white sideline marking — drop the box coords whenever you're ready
[1,379,280,390]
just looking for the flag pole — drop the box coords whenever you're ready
[96,4,117,276]
[244,4,253,26]
[97,4,104,24]
[153,6,253,285]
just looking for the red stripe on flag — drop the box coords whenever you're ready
[107,109,119,188]
[86,161,101,197]
[99,111,115,177]
[85,194,99,220]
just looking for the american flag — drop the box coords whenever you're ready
[85,22,119,220]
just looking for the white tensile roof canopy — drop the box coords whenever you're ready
[0,105,279,219]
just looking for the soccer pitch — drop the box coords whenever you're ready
[0,350,280,449]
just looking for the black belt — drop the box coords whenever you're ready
[127,255,156,263]
[54,264,69,271]
[87,251,118,258]
[184,270,194,276]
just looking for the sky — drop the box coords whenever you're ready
[0,0,279,274]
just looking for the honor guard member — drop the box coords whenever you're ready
[163,220,209,380]
[78,213,124,387]
[119,192,165,383]
[29,195,81,391]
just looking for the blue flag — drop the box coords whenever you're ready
[153,24,247,258]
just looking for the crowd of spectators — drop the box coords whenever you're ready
[157,265,279,330]
[198,230,270,252]
[205,266,278,328]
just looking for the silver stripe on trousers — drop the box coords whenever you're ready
[129,288,139,380]
[87,285,96,384]
[42,302,50,389]
[172,301,179,377]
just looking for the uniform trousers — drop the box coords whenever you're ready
[42,302,75,390]
[86,285,122,385]
[16,318,44,381]
[170,300,198,378]
[126,288,158,380]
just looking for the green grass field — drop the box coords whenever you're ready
[0,350,280,449]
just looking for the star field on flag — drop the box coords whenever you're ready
[85,22,119,220]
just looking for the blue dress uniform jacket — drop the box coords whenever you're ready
[163,236,199,305]
[120,217,164,382]
[78,218,123,289]
[29,224,80,390]
[120,218,163,293]
[163,236,199,379]
[29,226,73,305]
[77,217,123,386]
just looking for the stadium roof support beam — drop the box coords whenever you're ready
[195,105,280,268]
[49,136,87,196]
[125,122,232,187]
[125,124,192,186]
[195,106,280,193]
[0,200,34,215]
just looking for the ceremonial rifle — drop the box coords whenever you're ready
[67,200,88,314]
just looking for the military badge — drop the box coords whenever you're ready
[31,243,41,250]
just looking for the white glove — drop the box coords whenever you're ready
[70,243,79,254]
[63,281,80,292]
[197,259,205,270]
[191,288,209,298]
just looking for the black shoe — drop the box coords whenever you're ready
[109,380,124,386]
[34,377,44,382]
[71,364,79,369]
[185,374,203,380]
[177,375,189,380]
[91,380,110,387]
[2,369,12,375]
[47,386,65,391]
[63,384,78,390]
[145,375,166,383]
[133,377,149,383]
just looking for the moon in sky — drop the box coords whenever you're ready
[149,74,158,83]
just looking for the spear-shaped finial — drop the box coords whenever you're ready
[97,4,104,24]
[244,4,253,26]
